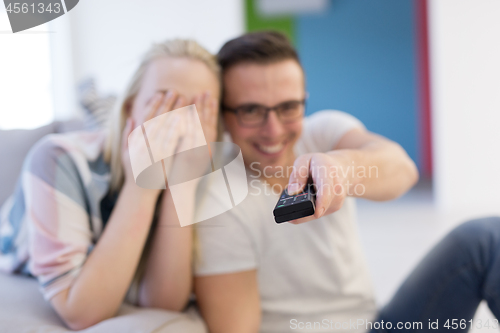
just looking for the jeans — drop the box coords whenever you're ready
[370,217,500,332]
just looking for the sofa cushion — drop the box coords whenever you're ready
[0,120,86,207]
[0,272,207,333]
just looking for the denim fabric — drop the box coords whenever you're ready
[370,217,500,332]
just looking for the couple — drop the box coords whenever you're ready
[1,32,499,333]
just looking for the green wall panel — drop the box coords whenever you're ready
[245,0,296,44]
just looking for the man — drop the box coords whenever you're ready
[194,31,419,333]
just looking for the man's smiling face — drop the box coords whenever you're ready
[222,59,306,176]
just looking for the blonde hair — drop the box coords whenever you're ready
[104,39,220,192]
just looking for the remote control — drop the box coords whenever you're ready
[273,183,316,223]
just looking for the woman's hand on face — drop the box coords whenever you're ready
[165,93,216,183]
[194,91,219,144]
[121,90,187,194]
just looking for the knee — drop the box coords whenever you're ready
[449,216,500,250]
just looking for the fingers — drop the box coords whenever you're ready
[287,154,345,223]
[157,115,183,173]
[179,101,196,152]
[194,91,210,123]
[143,92,165,123]
[162,95,192,156]
[161,115,183,154]
[145,91,188,138]
[310,156,334,219]
[173,94,188,110]
[287,154,312,195]
[173,94,189,139]
[155,90,180,117]
[207,95,218,135]
[194,91,218,143]
[194,94,203,123]
[143,90,185,125]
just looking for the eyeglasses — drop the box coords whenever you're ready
[222,99,306,128]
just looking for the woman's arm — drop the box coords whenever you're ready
[195,270,261,333]
[138,92,218,310]
[137,185,195,310]
[48,92,183,329]
[50,183,158,330]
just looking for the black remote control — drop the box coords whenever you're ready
[273,183,316,223]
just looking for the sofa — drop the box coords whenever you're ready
[0,122,207,333]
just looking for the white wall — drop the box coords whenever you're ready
[49,14,77,121]
[64,0,244,97]
[0,10,55,129]
[429,0,500,215]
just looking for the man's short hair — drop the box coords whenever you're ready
[217,31,301,73]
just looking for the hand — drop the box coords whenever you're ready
[286,153,348,224]
[176,91,217,154]
[122,90,187,193]
[166,92,218,184]
[193,91,218,144]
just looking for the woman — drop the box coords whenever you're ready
[0,39,219,329]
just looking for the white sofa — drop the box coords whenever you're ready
[0,123,207,333]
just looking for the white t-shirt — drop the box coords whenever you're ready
[195,110,378,333]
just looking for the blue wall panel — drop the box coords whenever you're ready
[297,0,419,168]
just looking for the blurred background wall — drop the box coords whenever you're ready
[68,0,244,95]
[53,0,244,120]
[429,0,500,214]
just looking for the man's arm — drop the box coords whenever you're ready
[195,270,261,333]
[288,127,419,223]
[331,127,419,200]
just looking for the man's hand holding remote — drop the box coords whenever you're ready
[286,152,349,224]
